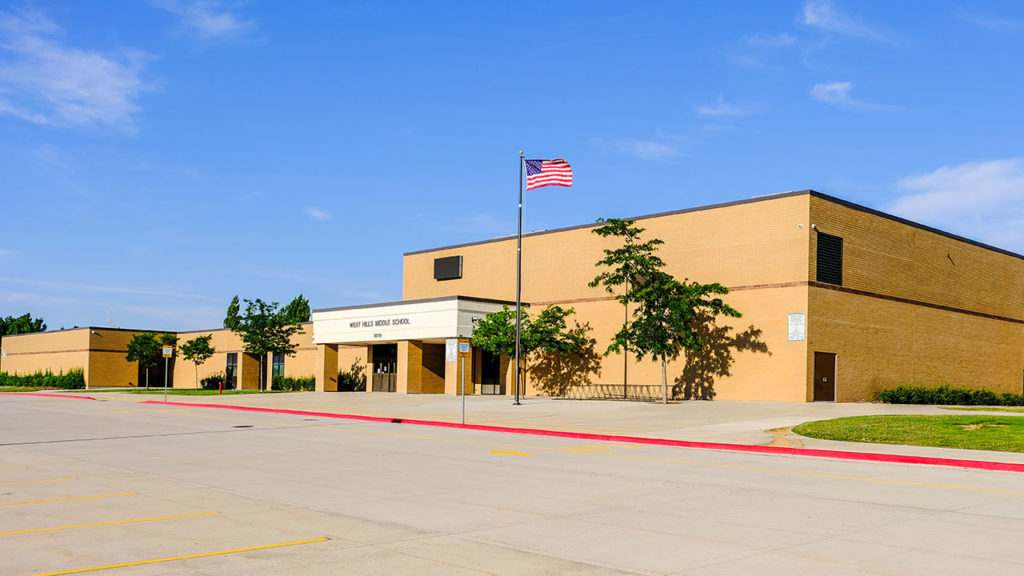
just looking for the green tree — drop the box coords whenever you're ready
[591,218,740,402]
[227,297,305,391]
[588,218,666,398]
[471,305,588,391]
[180,334,216,389]
[0,313,47,336]
[224,296,241,330]
[125,332,161,389]
[281,294,312,324]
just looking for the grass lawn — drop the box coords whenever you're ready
[941,406,1024,414]
[0,386,49,392]
[793,415,1024,453]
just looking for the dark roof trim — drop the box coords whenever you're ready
[805,190,1024,261]
[404,189,1024,261]
[2,326,176,339]
[176,321,312,336]
[313,295,521,314]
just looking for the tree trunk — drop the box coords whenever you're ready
[194,364,199,390]
[661,355,668,404]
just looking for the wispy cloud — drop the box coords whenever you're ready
[696,96,761,117]
[799,0,900,44]
[0,249,17,256]
[305,207,331,221]
[0,276,214,301]
[150,0,256,40]
[743,32,797,47]
[958,10,1024,33]
[0,10,150,130]
[594,134,685,161]
[887,158,1024,251]
[809,81,896,111]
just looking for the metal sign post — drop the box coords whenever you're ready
[162,346,174,402]
[458,339,471,424]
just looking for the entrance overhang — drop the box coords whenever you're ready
[312,296,517,345]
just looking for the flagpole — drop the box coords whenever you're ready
[514,151,524,406]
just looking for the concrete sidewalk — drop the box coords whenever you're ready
[78,390,1024,466]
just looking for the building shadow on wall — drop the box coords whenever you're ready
[673,313,771,400]
[530,323,603,397]
[337,359,366,391]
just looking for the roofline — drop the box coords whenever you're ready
[313,295,522,314]
[1,326,176,339]
[176,321,312,336]
[404,189,1024,262]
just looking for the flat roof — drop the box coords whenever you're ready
[313,295,521,314]
[404,189,1024,262]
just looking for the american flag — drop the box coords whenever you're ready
[525,159,573,190]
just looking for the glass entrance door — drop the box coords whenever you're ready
[371,344,397,392]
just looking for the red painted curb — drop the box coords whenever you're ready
[140,400,1024,473]
[0,392,95,400]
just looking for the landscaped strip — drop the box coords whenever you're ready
[141,401,1024,473]
[793,415,1024,453]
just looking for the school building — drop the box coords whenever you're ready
[3,190,1022,401]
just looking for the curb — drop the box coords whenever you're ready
[1,392,96,400]
[142,400,1024,473]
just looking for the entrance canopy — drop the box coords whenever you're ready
[312,296,516,345]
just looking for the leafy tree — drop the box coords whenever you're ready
[0,313,47,336]
[180,334,216,389]
[588,218,665,398]
[125,332,161,389]
[224,296,241,330]
[472,305,588,391]
[281,294,312,324]
[226,297,305,391]
[591,218,740,402]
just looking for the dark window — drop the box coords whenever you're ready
[272,352,285,378]
[816,232,843,286]
[226,353,238,389]
[434,255,462,280]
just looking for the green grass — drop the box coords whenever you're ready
[0,386,47,392]
[793,415,1024,453]
[941,406,1024,414]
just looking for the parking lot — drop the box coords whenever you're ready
[4,394,1024,575]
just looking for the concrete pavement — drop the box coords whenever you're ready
[71,390,1024,465]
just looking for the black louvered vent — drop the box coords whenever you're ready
[816,233,843,285]
[433,255,462,281]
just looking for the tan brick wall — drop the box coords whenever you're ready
[1,329,91,382]
[808,197,1024,400]
[173,324,315,389]
[403,195,813,400]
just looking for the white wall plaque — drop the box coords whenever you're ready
[788,313,806,341]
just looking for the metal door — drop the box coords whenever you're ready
[813,352,836,401]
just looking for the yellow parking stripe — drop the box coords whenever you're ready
[0,466,27,471]
[31,537,330,576]
[0,492,137,507]
[0,511,218,536]
[489,450,532,456]
[0,478,74,486]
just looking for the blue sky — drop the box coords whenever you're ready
[2,1,1023,331]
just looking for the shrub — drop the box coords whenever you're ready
[272,375,315,391]
[200,372,227,390]
[878,385,1024,407]
[338,363,366,391]
[0,369,85,389]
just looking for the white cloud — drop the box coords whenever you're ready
[305,207,331,221]
[615,139,680,160]
[743,32,797,47]
[799,0,899,44]
[958,10,1024,33]
[0,10,150,130]
[809,81,895,111]
[150,0,256,40]
[887,158,1024,252]
[696,96,760,117]
[0,249,17,256]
